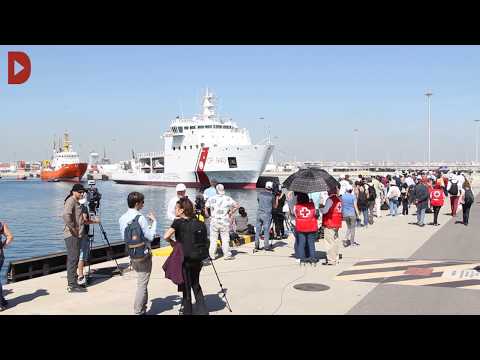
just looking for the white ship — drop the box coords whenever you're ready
[112,90,274,189]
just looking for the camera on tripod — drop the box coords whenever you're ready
[86,180,102,214]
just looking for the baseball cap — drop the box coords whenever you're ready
[265,181,273,189]
[72,184,86,193]
[216,184,225,195]
[176,183,187,192]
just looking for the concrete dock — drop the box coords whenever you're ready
[2,191,480,315]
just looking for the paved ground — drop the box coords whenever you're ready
[2,190,480,315]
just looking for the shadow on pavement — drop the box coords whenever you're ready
[6,289,49,309]
[148,295,182,315]
[203,293,227,313]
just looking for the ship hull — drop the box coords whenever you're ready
[112,145,274,189]
[40,163,88,182]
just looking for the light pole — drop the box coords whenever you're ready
[425,90,433,168]
[475,120,480,164]
[353,128,359,163]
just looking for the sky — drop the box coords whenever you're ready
[1,45,479,163]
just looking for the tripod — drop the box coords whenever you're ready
[207,256,232,313]
[85,208,123,284]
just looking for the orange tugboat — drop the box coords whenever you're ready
[41,132,87,182]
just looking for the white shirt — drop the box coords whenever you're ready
[167,195,188,221]
[405,177,415,187]
[339,180,350,196]
[205,194,237,226]
[457,175,465,190]
[119,208,157,242]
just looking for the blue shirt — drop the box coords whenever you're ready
[309,192,321,209]
[341,193,357,217]
[203,186,217,200]
[119,209,157,244]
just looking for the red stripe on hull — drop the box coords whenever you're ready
[113,180,258,189]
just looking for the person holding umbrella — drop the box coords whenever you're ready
[294,192,319,264]
[320,187,343,265]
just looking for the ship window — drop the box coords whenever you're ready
[201,143,205,147]
[178,127,183,133]
[190,126,196,129]
[196,145,199,149]
[214,125,222,129]
[190,146,192,149]
[198,125,205,129]
[205,125,212,129]
[228,157,238,168]
[172,147,175,150]
[222,125,229,129]
[184,146,187,150]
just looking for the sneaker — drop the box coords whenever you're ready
[352,242,360,246]
[0,304,6,312]
[77,276,86,286]
[253,247,262,253]
[322,261,336,266]
[224,255,234,260]
[343,241,350,247]
[264,247,274,252]
[67,286,87,293]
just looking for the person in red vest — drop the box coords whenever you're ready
[429,180,445,226]
[294,192,319,264]
[320,187,343,265]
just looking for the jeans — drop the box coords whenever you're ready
[296,232,317,261]
[463,202,472,225]
[389,199,398,216]
[209,221,231,258]
[272,213,285,237]
[368,201,375,224]
[433,206,441,225]
[0,249,5,304]
[324,227,340,263]
[180,259,208,315]
[64,236,81,287]
[131,254,152,315]
[255,212,272,249]
[361,209,369,226]
[344,216,357,244]
[450,196,460,216]
[417,207,426,225]
[79,235,90,262]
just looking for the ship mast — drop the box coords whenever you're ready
[63,131,72,152]
[202,88,216,121]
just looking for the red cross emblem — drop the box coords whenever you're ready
[299,207,311,218]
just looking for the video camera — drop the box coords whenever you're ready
[194,194,206,217]
[272,181,282,196]
[86,180,102,213]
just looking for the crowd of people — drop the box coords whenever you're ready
[0,171,475,314]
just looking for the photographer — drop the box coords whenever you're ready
[76,192,99,286]
[0,221,14,311]
[63,184,89,293]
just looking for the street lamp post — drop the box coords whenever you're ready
[475,120,480,164]
[425,90,433,169]
[353,129,359,163]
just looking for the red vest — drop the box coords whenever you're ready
[322,196,342,229]
[294,202,318,233]
[430,188,445,206]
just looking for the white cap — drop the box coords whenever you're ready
[265,181,273,189]
[216,183,225,195]
[176,183,187,192]
[416,175,422,180]
[345,184,353,192]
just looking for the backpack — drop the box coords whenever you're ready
[124,215,150,261]
[464,188,474,205]
[367,185,376,201]
[357,192,368,208]
[448,183,458,196]
[180,218,210,261]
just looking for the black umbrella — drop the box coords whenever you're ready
[282,168,340,194]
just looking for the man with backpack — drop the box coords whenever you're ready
[446,176,460,217]
[119,192,157,315]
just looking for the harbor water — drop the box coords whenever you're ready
[0,179,260,281]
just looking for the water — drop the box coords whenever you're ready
[0,179,260,281]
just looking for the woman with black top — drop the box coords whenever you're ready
[164,198,209,315]
[272,189,287,239]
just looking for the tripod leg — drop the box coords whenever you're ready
[208,256,232,312]
[98,223,123,275]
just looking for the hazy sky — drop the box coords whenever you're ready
[1,45,479,163]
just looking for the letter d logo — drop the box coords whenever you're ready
[8,51,31,85]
